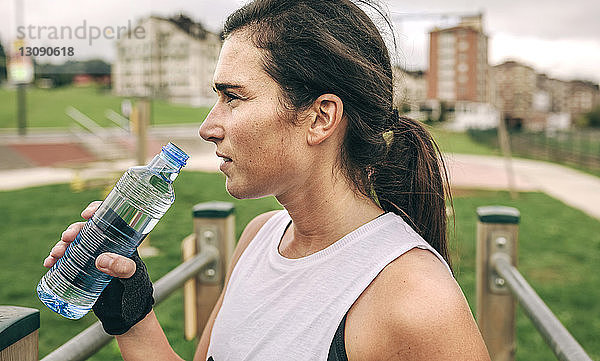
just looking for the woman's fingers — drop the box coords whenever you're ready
[44,239,70,268]
[95,253,137,279]
[43,255,58,268]
[43,222,86,268]
[60,222,86,243]
[43,201,102,269]
[49,241,69,259]
[81,201,102,220]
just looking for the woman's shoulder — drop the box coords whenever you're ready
[345,248,490,360]
[224,210,281,283]
[243,210,282,235]
[236,210,281,251]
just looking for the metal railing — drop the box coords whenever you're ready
[476,206,593,361]
[41,250,218,361]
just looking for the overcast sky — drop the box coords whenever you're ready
[1,0,599,83]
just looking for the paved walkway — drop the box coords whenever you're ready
[447,153,600,220]
[2,129,600,220]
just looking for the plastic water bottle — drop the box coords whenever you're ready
[37,143,189,319]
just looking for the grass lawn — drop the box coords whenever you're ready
[428,125,501,156]
[1,179,598,359]
[0,86,209,129]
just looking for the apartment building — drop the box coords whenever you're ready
[493,60,600,129]
[492,60,538,128]
[537,74,570,114]
[427,14,489,104]
[112,14,221,107]
[568,80,600,116]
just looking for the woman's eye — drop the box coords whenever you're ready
[224,92,240,103]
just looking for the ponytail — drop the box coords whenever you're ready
[372,111,453,268]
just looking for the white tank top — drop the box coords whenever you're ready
[207,210,452,360]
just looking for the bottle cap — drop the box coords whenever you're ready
[162,143,189,168]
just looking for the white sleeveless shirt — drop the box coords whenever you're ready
[207,210,452,360]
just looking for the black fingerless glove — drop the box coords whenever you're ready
[92,250,154,335]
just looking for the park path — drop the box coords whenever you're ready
[446,154,600,220]
[2,128,600,220]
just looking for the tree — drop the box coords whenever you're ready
[82,59,111,76]
[582,106,600,128]
[35,61,75,87]
[33,59,111,87]
[438,101,448,122]
[0,39,7,83]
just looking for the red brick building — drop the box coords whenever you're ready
[427,14,489,103]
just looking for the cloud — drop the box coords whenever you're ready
[388,0,600,41]
[485,0,600,41]
[1,0,598,84]
[490,33,600,83]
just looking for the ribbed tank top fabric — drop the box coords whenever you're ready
[206,210,452,361]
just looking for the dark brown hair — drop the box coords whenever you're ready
[223,0,453,268]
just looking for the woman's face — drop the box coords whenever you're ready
[199,32,310,199]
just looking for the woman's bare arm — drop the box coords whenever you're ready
[346,248,491,361]
[115,311,184,360]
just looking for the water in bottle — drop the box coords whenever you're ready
[37,142,189,319]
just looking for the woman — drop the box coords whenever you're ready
[44,0,491,359]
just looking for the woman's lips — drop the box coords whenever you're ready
[216,151,232,162]
[217,153,232,172]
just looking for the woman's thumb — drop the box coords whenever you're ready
[96,253,137,278]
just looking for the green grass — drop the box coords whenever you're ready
[0,86,209,129]
[428,125,501,156]
[1,175,599,360]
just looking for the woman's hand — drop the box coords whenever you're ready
[43,200,137,278]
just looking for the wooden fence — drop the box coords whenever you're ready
[468,128,600,172]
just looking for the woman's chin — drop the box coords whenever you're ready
[225,180,255,200]
[225,179,271,200]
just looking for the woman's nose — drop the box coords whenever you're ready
[199,105,225,143]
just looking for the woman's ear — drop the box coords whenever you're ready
[306,94,344,146]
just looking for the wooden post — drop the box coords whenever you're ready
[135,98,150,166]
[182,202,235,340]
[0,306,39,361]
[181,234,198,341]
[497,114,518,199]
[135,98,158,256]
[476,206,520,361]
[17,84,27,136]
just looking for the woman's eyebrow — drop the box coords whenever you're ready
[213,82,245,92]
